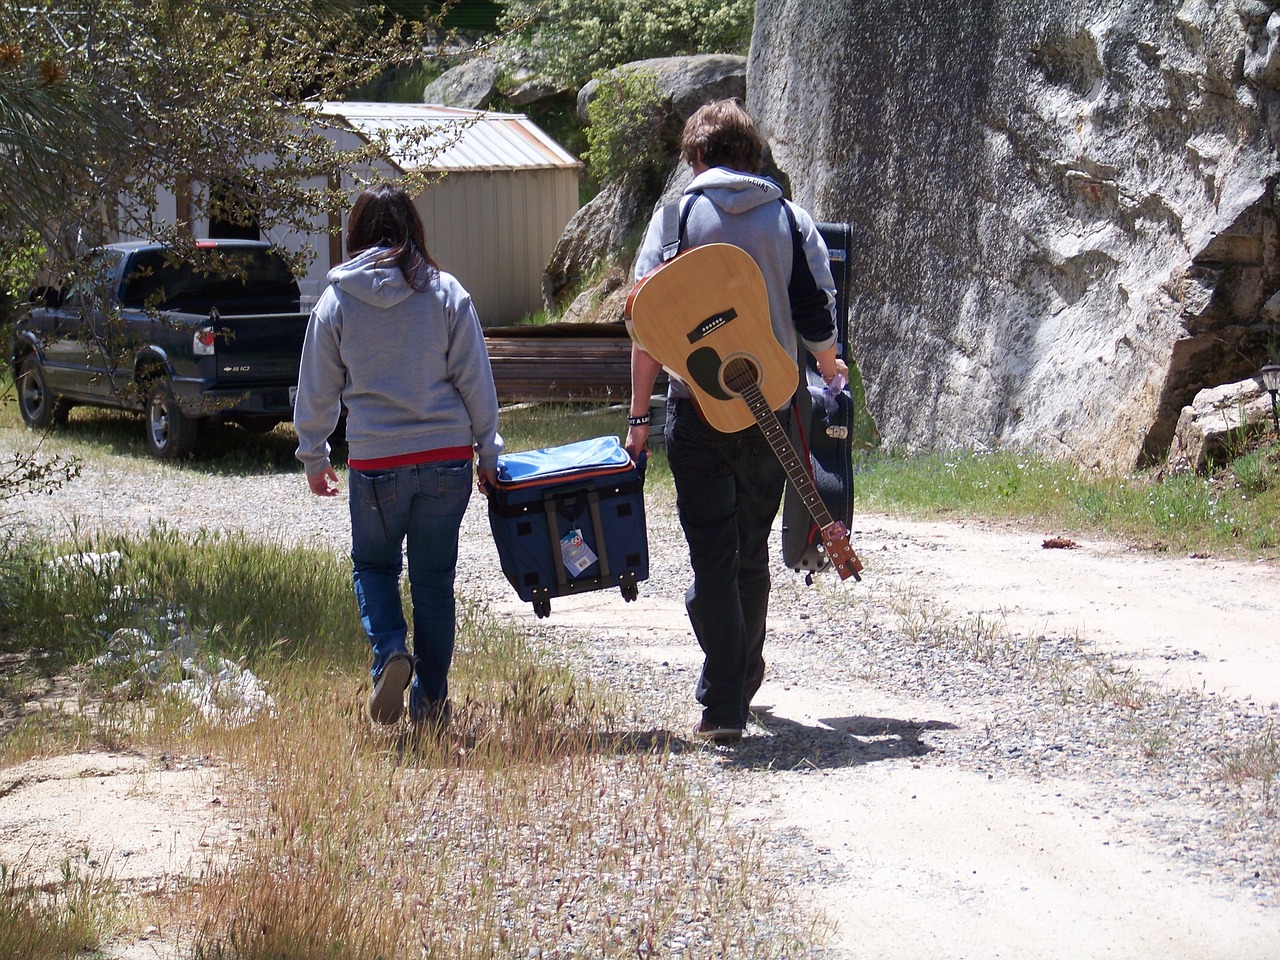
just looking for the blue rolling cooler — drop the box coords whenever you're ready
[487,436,649,618]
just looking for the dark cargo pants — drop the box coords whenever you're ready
[666,398,786,729]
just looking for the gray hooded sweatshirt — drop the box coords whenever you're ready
[632,167,838,401]
[294,247,502,476]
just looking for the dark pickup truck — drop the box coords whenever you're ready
[11,239,309,459]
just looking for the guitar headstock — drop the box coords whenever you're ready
[819,521,863,582]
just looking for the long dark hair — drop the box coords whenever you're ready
[345,184,438,291]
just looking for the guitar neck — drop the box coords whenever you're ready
[738,380,835,529]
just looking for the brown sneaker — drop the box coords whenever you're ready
[691,719,744,743]
[368,652,413,724]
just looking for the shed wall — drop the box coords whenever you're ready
[419,167,578,326]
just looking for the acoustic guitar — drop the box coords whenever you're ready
[625,243,863,581]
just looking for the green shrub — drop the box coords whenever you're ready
[0,232,45,340]
[583,69,670,187]
[499,0,753,89]
[1230,446,1277,496]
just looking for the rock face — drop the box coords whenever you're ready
[423,58,500,109]
[576,54,747,124]
[545,56,744,319]
[543,180,646,311]
[1168,376,1276,471]
[544,167,697,321]
[750,0,1280,468]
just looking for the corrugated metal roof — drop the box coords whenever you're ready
[314,102,581,173]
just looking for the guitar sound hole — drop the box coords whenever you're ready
[722,356,760,396]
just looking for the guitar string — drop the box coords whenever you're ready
[724,357,834,527]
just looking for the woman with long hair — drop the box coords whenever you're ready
[295,184,501,731]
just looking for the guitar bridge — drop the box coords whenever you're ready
[687,307,737,344]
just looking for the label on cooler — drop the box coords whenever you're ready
[560,528,597,577]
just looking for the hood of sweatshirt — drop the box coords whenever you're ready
[685,167,784,215]
[327,246,418,309]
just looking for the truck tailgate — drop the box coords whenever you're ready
[212,313,309,383]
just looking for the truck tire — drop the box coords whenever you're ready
[144,380,198,459]
[17,353,71,429]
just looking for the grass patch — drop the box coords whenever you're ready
[0,520,806,956]
[187,616,792,958]
[855,447,1280,557]
[0,856,120,960]
[1,404,304,476]
[0,525,357,665]
[0,526,359,765]
[1217,722,1280,816]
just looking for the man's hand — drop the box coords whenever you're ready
[624,423,649,461]
[307,466,340,497]
[818,354,849,385]
[477,464,498,497]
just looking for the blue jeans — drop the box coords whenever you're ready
[348,459,472,716]
[666,399,786,728]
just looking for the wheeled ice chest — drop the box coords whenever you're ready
[487,435,649,618]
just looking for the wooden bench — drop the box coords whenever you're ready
[485,321,661,404]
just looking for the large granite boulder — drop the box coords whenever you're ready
[544,57,741,317]
[543,181,648,311]
[1168,377,1276,472]
[750,1,1280,468]
[577,54,747,123]
[543,161,705,320]
[423,58,500,109]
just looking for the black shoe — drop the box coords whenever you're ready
[691,718,744,743]
[368,652,413,725]
[410,697,451,734]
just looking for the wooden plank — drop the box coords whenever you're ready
[484,322,664,403]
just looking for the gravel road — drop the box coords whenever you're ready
[5,426,1280,959]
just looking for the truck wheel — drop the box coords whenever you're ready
[17,353,70,429]
[144,380,198,459]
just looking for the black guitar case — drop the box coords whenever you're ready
[781,221,855,579]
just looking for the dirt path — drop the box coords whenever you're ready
[865,516,1280,704]
[3,446,1279,958]
[515,513,1280,958]
[737,516,1280,958]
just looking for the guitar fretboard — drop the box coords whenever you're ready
[725,359,834,529]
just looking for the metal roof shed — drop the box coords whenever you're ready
[311,102,582,327]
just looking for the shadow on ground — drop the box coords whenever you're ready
[716,708,957,771]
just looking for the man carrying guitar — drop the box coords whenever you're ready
[624,99,848,743]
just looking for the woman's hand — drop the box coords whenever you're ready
[307,466,340,497]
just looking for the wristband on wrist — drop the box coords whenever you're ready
[626,413,651,427]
